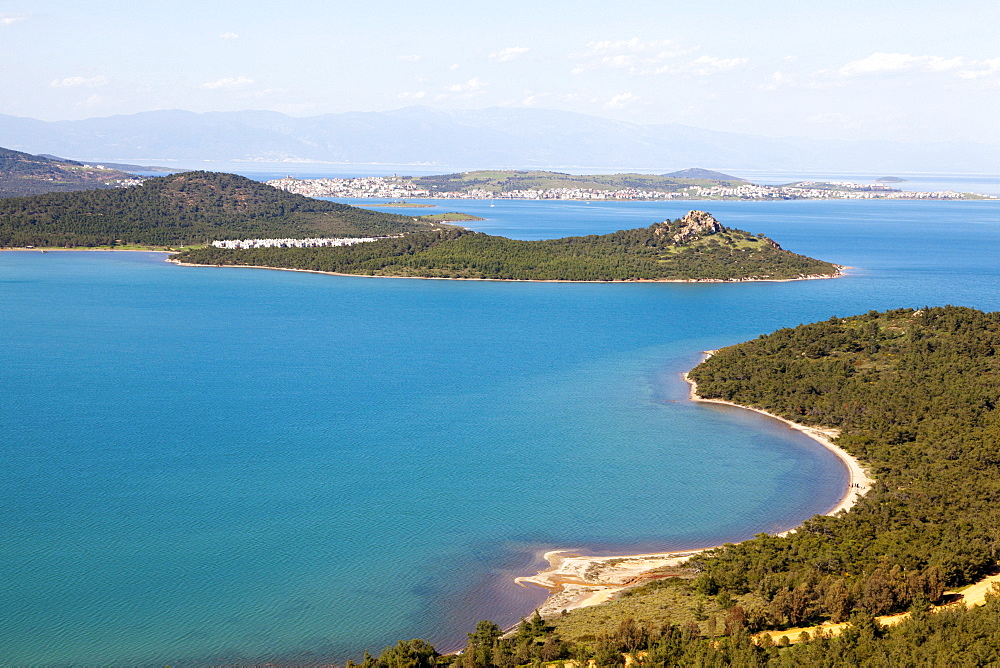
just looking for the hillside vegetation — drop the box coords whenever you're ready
[0,171,453,247]
[0,147,138,197]
[682,307,1000,611]
[356,306,1000,666]
[172,211,838,282]
[411,170,747,194]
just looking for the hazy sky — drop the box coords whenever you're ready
[2,0,997,144]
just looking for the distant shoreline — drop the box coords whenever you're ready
[511,351,871,619]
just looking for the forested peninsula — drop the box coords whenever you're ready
[0,171,455,248]
[171,210,840,282]
[359,306,1000,667]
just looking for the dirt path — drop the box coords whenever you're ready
[755,570,1000,644]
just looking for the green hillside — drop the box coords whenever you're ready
[0,171,456,247]
[411,169,748,194]
[662,167,746,181]
[172,210,839,282]
[0,147,138,197]
[551,306,1000,646]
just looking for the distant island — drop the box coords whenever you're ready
[268,169,992,201]
[170,210,841,282]
[0,171,460,248]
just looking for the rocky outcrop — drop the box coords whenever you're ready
[672,210,723,244]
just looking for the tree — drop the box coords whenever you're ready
[377,639,439,668]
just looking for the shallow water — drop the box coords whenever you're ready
[1,199,997,665]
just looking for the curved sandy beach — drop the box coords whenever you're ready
[517,351,873,618]
[684,351,873,519]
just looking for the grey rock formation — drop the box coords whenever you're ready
[672,210,723,244]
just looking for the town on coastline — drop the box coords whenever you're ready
[210,236,387,250]
[266,174,989,201]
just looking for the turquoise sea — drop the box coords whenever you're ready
[1,199,998,666]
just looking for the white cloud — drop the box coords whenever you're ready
[573,38,744,77]
[605,92,637,109]
[449,63,460,71]
[838,52,999,79]
[79,93,104,108]
[220,32,239,40]
[685,55,748,75]
[957,56,1000,79]
[760,71,791,91]
[50,75,109,88]
[489,46,529,62]
[398,54,421,62]
[807,112,852,124]
[446,77,486,93]
[398,90,427,101]
[0,14,26,26]
[585,38,691,58]
[200,76,254,90]
[574,38,698,74]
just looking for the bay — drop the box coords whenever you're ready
[1,199,997,666]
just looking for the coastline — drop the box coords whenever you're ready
[0,248,172,253]
[166,258,845,284]
[514,350,872,619]
[683,350,872,519]
[513,548,716,617]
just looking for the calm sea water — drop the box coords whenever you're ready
[1,199,998,666]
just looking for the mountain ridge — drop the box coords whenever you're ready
[2,107,995,173]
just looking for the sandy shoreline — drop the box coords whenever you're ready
[514,548,716,617]
[683,351,872,519]
[516,351,872,619]
[3,249,844,284]
[166,258,844,284]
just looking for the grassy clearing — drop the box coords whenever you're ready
[419,212,484,222]
[548,577,764,642]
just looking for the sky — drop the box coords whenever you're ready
[1,0,998,145]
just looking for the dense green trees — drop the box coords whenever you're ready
[173,218,838,281]
[0,171,447,246]
[357,594,1000,667]
[685,306,1000,624]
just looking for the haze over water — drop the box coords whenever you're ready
[1,198,998,665]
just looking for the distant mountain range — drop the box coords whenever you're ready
[1,107,996,173]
